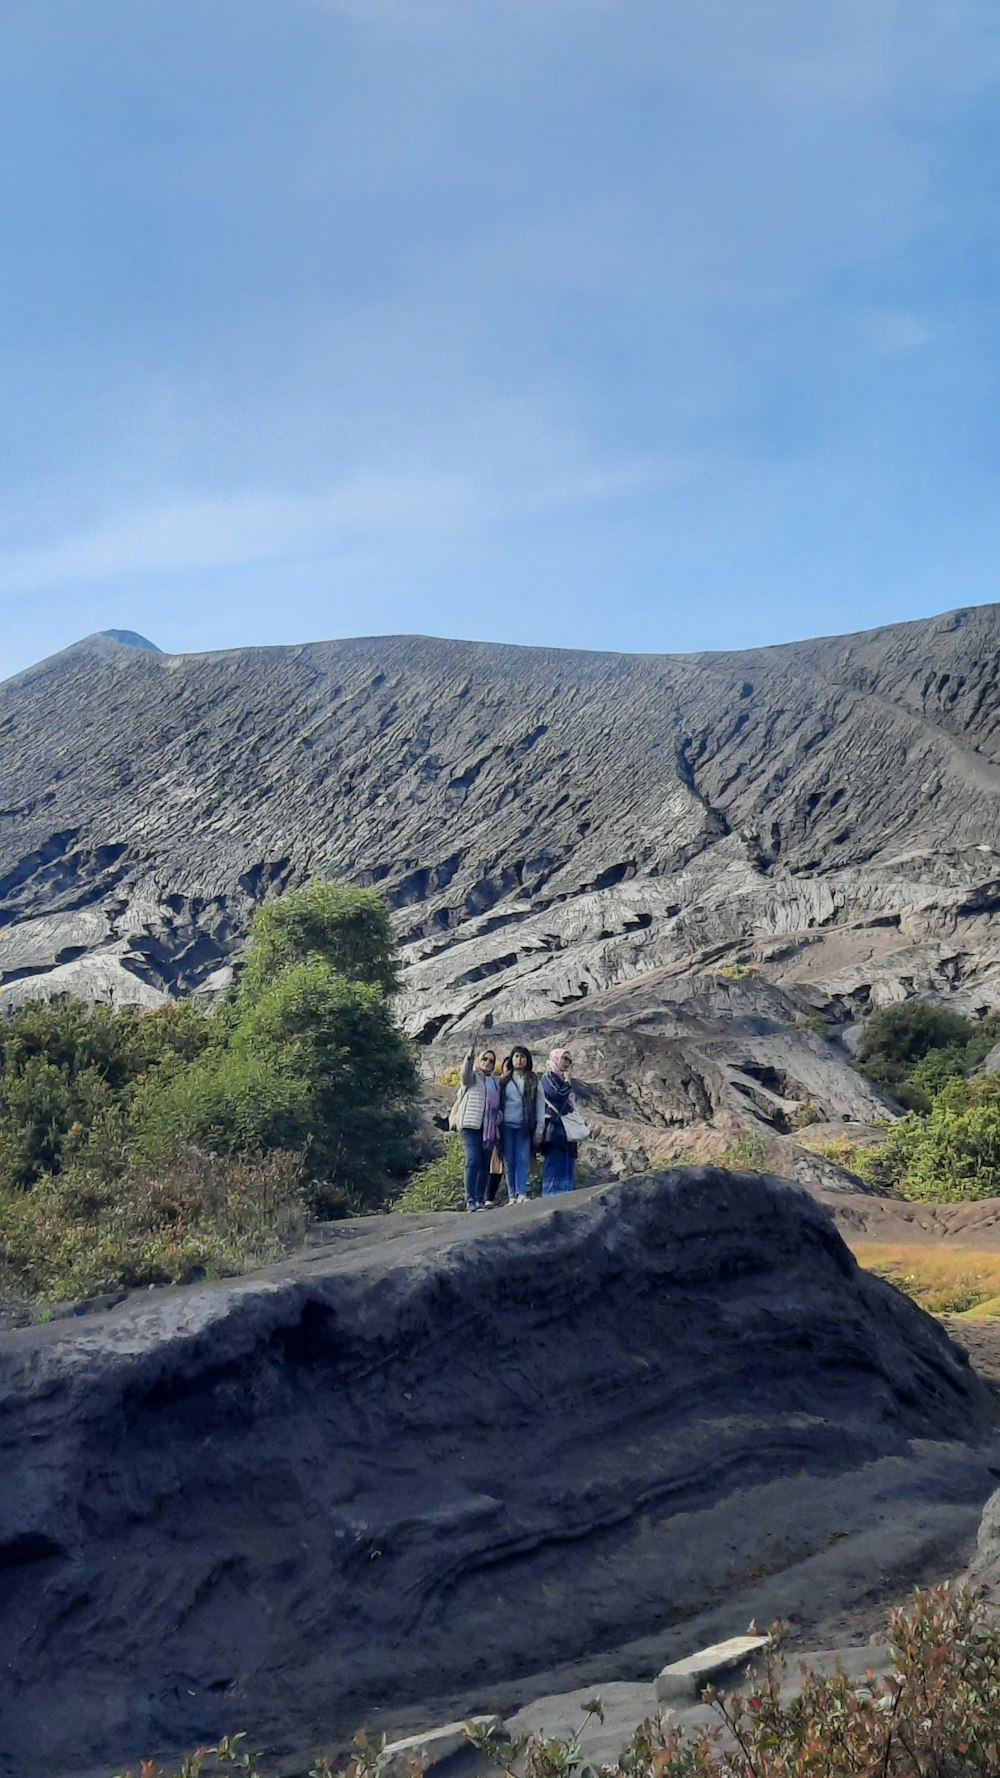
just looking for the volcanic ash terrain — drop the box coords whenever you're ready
[1,1172,997,1778]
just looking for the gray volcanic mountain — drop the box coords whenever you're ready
[3,606,1000,1166]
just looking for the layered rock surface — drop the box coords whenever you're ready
[1,1173,996,1778]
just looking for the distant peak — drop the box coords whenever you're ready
[97,630,161,653]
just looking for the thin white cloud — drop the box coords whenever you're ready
[305,0,1000,108]
[0,456,676,594]
[865,311,935,353]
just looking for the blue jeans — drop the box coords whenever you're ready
[502,1125,531,1200]
[460,1129,490,1208]
[542,1147,575,1194]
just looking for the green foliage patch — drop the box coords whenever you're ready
[0,883,417,1304]
[873,1074,1000,1202]
[394,1135,466,1212]
[796,1134,884,1184]
[2,1146,307,1304]
[856,1000,1000,1111]
[717,1128,768,1171]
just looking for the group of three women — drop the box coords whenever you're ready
[454,1041,579,1211]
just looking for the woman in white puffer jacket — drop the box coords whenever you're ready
[453,1042,501,1212]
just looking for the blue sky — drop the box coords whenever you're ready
[2,0,999,678]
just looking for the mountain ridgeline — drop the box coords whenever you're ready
[2,608,1000,1050]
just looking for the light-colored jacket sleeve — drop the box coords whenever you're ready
[460,1049,476,1088]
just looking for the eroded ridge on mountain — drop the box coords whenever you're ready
[1,609,999,1044]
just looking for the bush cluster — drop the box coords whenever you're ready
[856,1001,1000,1112]
[0,883,417,1304]
[830,1000,1000,1203]
[868,1074,1000,1203]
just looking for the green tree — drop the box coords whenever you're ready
[134,883,418,1212]
[234,962,417,1206]
[857,1001,976,1105]
[239,882,399,1003]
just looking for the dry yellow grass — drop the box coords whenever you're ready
[852,1241,1000,1318]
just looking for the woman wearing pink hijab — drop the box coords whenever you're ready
[538,1047,578,1194]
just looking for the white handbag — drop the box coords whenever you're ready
[545,1097,590,1143]
[561,1108,591,1143]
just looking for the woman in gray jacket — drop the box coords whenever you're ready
[455,1042,501,1212]
[499,1046,545,1202]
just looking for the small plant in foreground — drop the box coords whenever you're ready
[113,1730,268,1776]
[470,1699,605,1778]
[470,1583,1000,1778]
[110,1585,1000,1778]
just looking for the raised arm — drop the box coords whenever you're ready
[460,1048,477,1088]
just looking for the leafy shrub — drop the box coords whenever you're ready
[134,1046,309,1166]
[394,1136,466,1212]
[795,1135,884,1184]
[239,881,400,1003]
[0,1145,306,1304]
[0,997,216,1191]
[856,1001,1000,1110]
[877,1075,1000,1202]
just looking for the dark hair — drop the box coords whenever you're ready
[509,1044,534,1072]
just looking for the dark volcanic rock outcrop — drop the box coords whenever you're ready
[3,608,1000,1041]
[1,1174,996,1778]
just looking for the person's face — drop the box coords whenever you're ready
[559,1052,573,1072]
[513,1051,528,1071]
[479,1051,496,1074]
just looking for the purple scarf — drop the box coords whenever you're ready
[482,1074,500,1148]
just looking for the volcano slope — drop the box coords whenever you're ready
[1,1173,997,1778]
[2,606,1000,1043]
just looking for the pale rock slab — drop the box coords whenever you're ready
[654,1634,772,1703]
